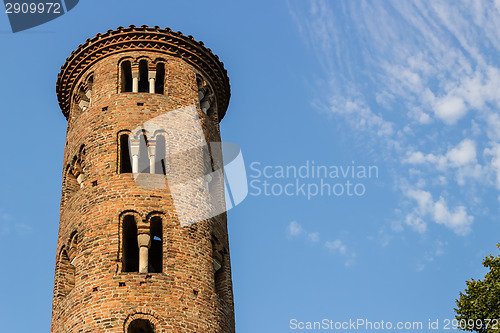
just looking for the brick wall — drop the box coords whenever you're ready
[51,33,235,333]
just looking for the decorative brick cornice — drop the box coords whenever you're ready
[56,25,231,120]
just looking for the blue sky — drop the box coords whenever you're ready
[1,0,500,332]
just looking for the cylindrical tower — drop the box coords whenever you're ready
[51,26,234,333]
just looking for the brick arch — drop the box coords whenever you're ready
[145,211,165,222]
[63,163,79,201]
[153,57,168,65]
[135,55,154,64]
[71,73,94,116]
[150,129,167,140]
[54,245,76,300]
[119,210,143,222]
[130,128,151,141]
[117,56,135,72]
[77,144,86,163]
[118,55,135,64]
[57,244,68,259]
[63,145,86,194]
[67,229,79,262]
[77,71,94,95]
[123,308,167,333]
[118,129,132,136]
[83,71,94,84]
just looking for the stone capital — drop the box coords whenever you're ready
[137,233,151,248]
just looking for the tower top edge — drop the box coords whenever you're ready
[56,25,231,120]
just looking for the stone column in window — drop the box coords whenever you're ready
[130,143,140,173]
[201,99,211,114]
[148,144,156,174]
[137,224,151,274]
[85,89,92,105]
[78,99,89,111]
[72,161,84,187]
[132,64,139,93]
[148,66,156,94]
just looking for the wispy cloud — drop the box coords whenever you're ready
[402,188,473,236]
[325,239,356,267]
[287,221,355,266]
[290,0,500,235]
[0,209,33,236]
[287,221,320,242]
[416,239,448,272]
[287,220,304,237]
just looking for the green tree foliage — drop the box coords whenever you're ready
[455,244,500,333]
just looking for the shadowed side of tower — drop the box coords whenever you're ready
[51,26,235,333]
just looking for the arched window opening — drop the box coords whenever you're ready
[86,75,93,104]
[69,231,78,246]
[123,215,139,272]
[121,61,133,92]
[76,84,90,112]
[56,248,75,298]
[128,319,154,333]
[154,135,166,175]
[149,217,163,273]
[197,76,205,107]
[212,236,225,298]
[68,231,78,263]
[72,156,84,187]
[155,63,165,94]
[138,60,149,93]
[138,134,150,173]
[197,75,214,115]
[119,133,132,173]
[79,145,86,162]
[65,165,79,194]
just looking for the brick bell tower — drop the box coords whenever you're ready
[52,26,235,332]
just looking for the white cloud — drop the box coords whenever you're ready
[403,188,473,235]
[287,221,303,237]
[485,143,500,189]
[403,139,484,186]
[325,239,347,255]
[331,97,394,139]
[433,197,473,236]
[308,232,320,243]
[404,213,427,234]
[325,239,356,267]
[404,139,476,169]
[291,0,500,237]
[287,221,354,266]
[486,113,500,142]
[287,221,320,242]
[446,139,476,167]
[433,95,468,124]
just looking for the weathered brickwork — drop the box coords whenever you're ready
[51,26,235,333]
